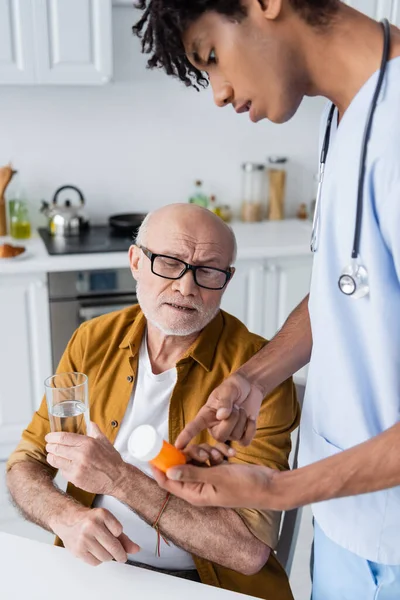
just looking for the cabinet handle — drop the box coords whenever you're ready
[266,264,278,273]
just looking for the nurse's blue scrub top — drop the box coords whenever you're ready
[299,57,400,564]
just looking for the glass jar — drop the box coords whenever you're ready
[267,156,287,220]
[241,162,266,222]
[9,199,31,239]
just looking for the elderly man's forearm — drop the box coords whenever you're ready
[239,294,312,395]
[115,464,270,574]
[270,421,400,510]
[7,461,83,532]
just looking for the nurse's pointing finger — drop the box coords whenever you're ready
[175,376,244,449]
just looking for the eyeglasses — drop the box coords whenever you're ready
[138,246,233,290]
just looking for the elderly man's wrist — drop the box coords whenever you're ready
[49,503,89,533]
[111,462,138,499]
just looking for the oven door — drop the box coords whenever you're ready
[50,294,137,370]
[78,298,137,323]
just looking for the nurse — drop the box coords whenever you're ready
[133,1,400,598]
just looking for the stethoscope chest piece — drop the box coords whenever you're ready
[311,18,390,300]
[338,260,369,298]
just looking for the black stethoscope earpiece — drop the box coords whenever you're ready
[311,19,391,300]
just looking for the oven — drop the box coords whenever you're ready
[48,269,137,370]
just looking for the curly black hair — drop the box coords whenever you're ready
[132,0,339,89]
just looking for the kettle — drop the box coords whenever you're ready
[41,185,89,237]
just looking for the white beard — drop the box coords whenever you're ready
[136,281,220,337]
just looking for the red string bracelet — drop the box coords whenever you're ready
[152,492,171,557]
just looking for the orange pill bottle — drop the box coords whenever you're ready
[128,424,186,473]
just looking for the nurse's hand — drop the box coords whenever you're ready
[175,373,263,449]
[151,462,289,511]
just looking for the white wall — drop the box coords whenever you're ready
[0,6,325,225]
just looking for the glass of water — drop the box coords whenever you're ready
[45,372,89,434]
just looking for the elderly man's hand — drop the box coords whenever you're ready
[175,372,264,449]
[45,423,126,495]
[183,441,236,465]
[51,506,140,567]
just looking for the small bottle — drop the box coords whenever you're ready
[8,173,31,240]
[208,194,222,217]
[188,180,208,208]
[219,205,232,223]
[128,424,186,473]
[296,203,308,220]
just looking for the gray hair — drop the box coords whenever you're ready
[135,210,237,265]
[135,212,152,248]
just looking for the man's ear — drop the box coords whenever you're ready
[222,267,236,295]
[129,245,141,282]
[257,0,283,21]
[226,266,236,286]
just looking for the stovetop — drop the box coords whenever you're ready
[38,226,135,255]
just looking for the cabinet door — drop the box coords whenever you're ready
[221,259,265,337]
[33,0,112,84]
[263,256,312,340]
[0,274,52,460]
[263,257,312,383]
[0,0,35,84]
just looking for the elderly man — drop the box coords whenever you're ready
[7,203,298,600]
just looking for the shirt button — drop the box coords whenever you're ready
[127,375,133,383]
[111,420,119,428]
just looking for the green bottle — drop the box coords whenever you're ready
[8,173,31,240]
[189,180,208,208]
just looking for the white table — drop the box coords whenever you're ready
[0,532,256,600]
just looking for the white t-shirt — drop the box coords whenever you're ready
[94,334,195,569]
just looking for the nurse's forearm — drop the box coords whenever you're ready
[272,421,400,509]
[239,294,312,395]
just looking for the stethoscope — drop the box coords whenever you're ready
[310,18,391,299]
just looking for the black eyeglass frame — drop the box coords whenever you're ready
[138,245,234,290]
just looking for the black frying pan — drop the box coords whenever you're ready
[108,213,147,236]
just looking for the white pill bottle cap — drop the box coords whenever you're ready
[128,424,163,462]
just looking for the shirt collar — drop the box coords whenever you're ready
[118,309,146,354]
[180,311,224,372]
[118,307,224,372]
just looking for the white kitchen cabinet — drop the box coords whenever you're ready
[0,0,36,84]
[0,0,112,85]
[222,255,312,385]
[222,255,313,341]
[33,0,112,85]
[263,257,313,341]
[221,259,265,337]
[0,273,52,460]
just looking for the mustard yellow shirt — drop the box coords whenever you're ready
[7,305,299,600]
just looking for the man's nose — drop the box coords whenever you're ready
[209,73,233,108]
[171,270,198,296]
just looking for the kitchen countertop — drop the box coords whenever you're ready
[0,219,312,276]
[0,532,256,600]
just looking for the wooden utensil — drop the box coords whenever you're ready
[0,163,17,236]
